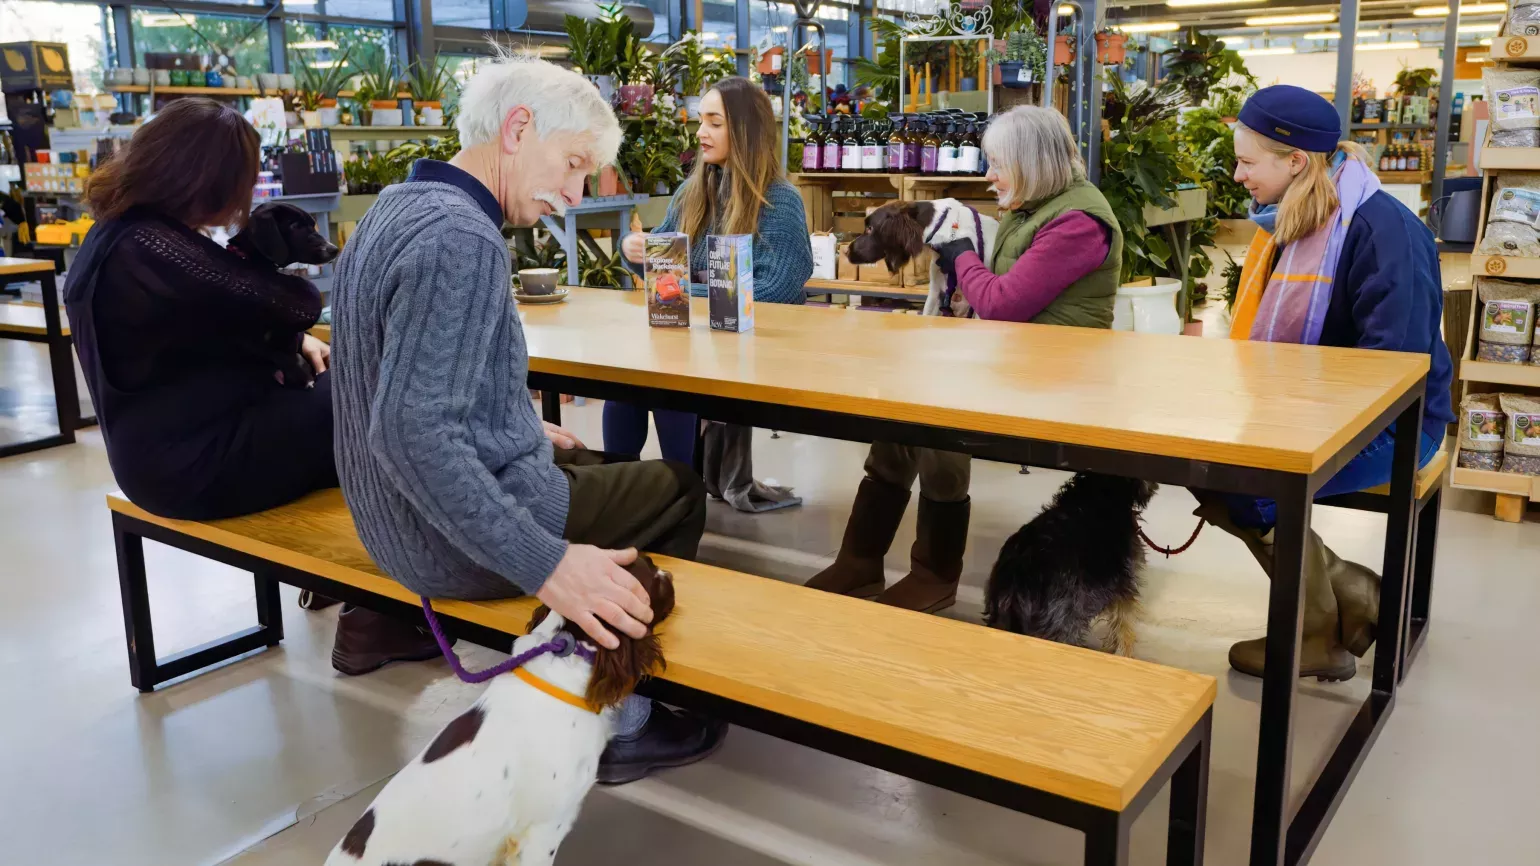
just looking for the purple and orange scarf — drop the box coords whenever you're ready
[1229,157,1380,343]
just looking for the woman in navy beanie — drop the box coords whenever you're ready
[1197,84,1454,682]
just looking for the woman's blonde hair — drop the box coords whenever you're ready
[675,76,783,240]
[982,105,1084,210]
[1236,121,1370,245]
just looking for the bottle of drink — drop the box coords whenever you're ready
[937,118,959,175]
[801,116,822,172]
[1410,145,1422,172]
[886,116,906,173]
[974,114,990,177]
[1397,144,1408,171]
[861,118,885,173]
[822,116,842,172]
[841,117,861,172]
[903,117,922,172]
[920,118,941,174]
[1378,147,1389,172]
[958,118,982,175]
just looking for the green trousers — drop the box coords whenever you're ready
[555,449,707,559]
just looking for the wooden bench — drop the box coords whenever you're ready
[108,489,1216,866]
[1317,447,1449,674]
[0,257,91,458]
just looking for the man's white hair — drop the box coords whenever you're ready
[456,52,621,166]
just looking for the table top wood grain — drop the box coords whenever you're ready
[108,489,1217,810]
[0,257,55,276]
[515,288,1427,474]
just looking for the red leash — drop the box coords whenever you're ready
[1140,519,1206,557]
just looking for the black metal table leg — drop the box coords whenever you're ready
[255,570,285,648]
[1168,710,1212,866]
[39,269,80,443]
[1374,398,1422,694]
[1249,478,1312,866]
[541,389,562,425]
[1404,487,1441,672]
[1083,809,1130,866]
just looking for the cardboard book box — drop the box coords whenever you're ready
[646,233,691,327]
[708,234,754,332]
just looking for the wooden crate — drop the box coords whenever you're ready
[790,172,903,236]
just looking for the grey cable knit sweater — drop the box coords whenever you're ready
[330,167,569,599]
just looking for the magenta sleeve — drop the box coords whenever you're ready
[953,211,1112,323]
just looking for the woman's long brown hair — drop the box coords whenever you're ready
[85,97,260,228]
[675,76,783,241]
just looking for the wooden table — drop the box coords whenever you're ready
[518,288,1430,866]
[0,257,91,458]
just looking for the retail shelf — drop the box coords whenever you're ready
[1469,253,1540,280]
[1438,241,1475,254]
[1350,123,1433,131]
[1459,359,1540,387]
[1480,147,1540,171]
[109,84,259,96]
[792,172,903,179]
[1375,170,1432,184]
[1490,35,1540,64]
[1450,465,1540,499]
[327,125,450,140]
[906,175,991,184]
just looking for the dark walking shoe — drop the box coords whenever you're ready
[805,477,911,599]
[330,605,446,676]
[597,706,728,785]
[298,590,341,611]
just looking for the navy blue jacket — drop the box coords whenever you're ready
[1319,191,1455,437]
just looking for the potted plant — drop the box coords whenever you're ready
[616,40,656,114]
[565,2,632,103]
[955,39,980,91]
[1095,29,1129,65]
[293,48,352,126]
[578,247,635,289]
[664,31,737,117]
[988,26,1046,88]
[407,60,452,125]
[1161,31,1253,107]
[1055,33,1075,66]
[1394,65,1436,97]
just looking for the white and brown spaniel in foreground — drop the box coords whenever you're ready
[324,557,675,866]
[845,198,999,318]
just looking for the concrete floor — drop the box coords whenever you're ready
[2,330,1537,866]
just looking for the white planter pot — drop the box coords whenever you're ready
[257,72,279,92]
[419,106,443,126]
[301,110,322,128]
[370,108,404,126]
[278,73,297,90]
[1113,277,1183,335]
[132,67,151,85]
[686,94,703,119]
[318,106,340,126]
[284,111,300,128]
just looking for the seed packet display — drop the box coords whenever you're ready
[1458,393,1506,471]
[1500,393,1540,475]
[1476,278,1540,363]
[645,233,691,328]
[1484,68,1540,148]
[707,234,755,332]
[1480,173,1540,258]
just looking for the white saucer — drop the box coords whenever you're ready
[514,287,569,305]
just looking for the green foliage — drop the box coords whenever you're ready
[406,59,454,103]
[989,0,1029,38]
[1100,74,1188,283]
[1220,250,1243,311]
[988,26,1046,82]
[1177,106,1249,219]
[353,52,402,105]
[1161,30,1253,107]
[578,247,635,288]
[343,152,404,193]
[1394,66,1436,96]
[516,231,568,273]
[138,12,269,75]
[565,2,641,78]
[662,31,737,95]
[293,47,353,104]
[617,94,688,195]
[854,17,947,107]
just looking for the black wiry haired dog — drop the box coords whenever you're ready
[984,474,1158,657]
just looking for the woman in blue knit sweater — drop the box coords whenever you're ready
[613,76,813,463]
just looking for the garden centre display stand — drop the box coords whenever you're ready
[540,193,650,286]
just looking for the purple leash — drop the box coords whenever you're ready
[420,597,595,684]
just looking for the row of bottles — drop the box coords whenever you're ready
[800,111,990,176]
[1377,142,1425,173]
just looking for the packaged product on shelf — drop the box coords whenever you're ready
[1483,69,1540,148]
[707,234,754,333]
[644,233,691,328]
[1475,278,1540,362]
[1478,173,1540,257]
[809,232,838,280]
[1458,393,1506,470]
[1499,393,1540,475]
[1512,2,1540,37]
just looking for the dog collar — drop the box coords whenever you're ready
[513,666,602,714]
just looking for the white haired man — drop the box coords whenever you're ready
[328,56,724,783]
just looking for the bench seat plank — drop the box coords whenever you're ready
[1361,448,1449,500]
[108,489,1215,811]
[0,304,68,337]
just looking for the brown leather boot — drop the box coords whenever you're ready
[1326,546,1380,658]
[805,477,911,599]
[331,605,447,676]
[877,496,969,614]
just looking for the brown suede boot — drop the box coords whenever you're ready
[805,477,912,599]
[331,605,447,676]
[877,496,969,614]
[1192,495,1357,681]
[1326,547,1380,658]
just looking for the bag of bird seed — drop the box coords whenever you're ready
[1458,393,1507,470]
[1480,173,1540,258]
[1512,2,1540,37]
[1486,68,1540,148]
[1500,393,1540,475]
[1476,278,1540,362]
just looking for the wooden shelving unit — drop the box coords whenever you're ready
[1479,146,1540,171]
[107,84,259,96]
[1459,359,1540,388]
[1491,35,1540,64]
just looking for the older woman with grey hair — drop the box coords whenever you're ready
[806,106,1125,615]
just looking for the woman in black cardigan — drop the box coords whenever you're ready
[66,98,337,520]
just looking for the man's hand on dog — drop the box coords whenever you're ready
[538,545,654,649]
[932,238,975,277]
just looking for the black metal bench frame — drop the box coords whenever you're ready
[0,266,95,459]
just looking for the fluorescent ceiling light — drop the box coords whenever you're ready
[1413,3,1506,15]
[1245,12,1335,25]
[1057,4,1074,14]
[1481,37,1494,45]
[138,13,185,27]
[310,60,342,68]
[1238,46,1296,56]
[1303,31,1340,39]
[770,25,788,33]
[1358,40,1423,51]
[1166,0,1259,6]
[1459,22,1502,32]
[288,40,338,50]
[1114,21,1181,33]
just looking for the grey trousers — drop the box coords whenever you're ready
[864,441,971,502]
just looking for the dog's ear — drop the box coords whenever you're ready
[525,604,555,632]
[882,203,928,274]
[586,555,675,709]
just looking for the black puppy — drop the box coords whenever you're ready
[984,473,1158,657]
[229,201,339,267]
